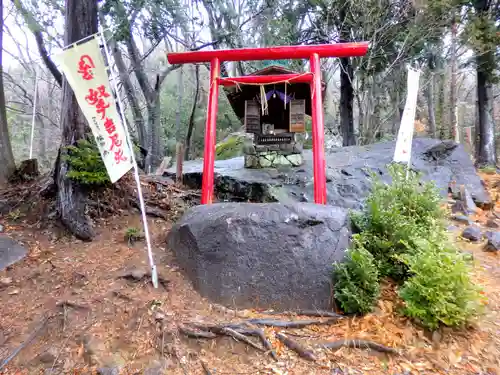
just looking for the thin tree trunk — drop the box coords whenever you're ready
[340,56,355,146]
[390,91,400,135]
[473,0,496,166]
[144,95,162,171]
[450,15,458,142]
[185,65,200,160]
[475,58,496,167]
[0,0,16,184]
[426,71,437,138]
[437,73,446,139]
[54,0,97,240]
[111,43,145,147]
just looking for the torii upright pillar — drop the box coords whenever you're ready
[167,42,369,205]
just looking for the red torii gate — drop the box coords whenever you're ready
[167,42,369,205]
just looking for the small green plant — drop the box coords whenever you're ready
[333,240,380,314]
[124,227,144,245]
[353,164,445,280]
[333,163,483,329]
[397,238,484,330]
[64,136,110,186]
[478,166,497,175]
[7,209,22,221]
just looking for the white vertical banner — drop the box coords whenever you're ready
[52,37,133,183]
[393,67,421,165]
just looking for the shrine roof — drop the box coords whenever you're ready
[247,65,299,76]
[226,65,325,120]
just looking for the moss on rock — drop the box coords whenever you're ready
[215,133,251,160]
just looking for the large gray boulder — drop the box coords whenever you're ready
[167,202,351,310]
[165,138,490,209]
[0,236,28,271]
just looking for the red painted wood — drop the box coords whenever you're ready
[218,73,313,86]
[309,53,327,204]
[201,58,220,204]
[167,42,369,64]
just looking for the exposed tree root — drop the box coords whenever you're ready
[220,327,265,352]
[179,327,217,339]
[236,328,278,361]
[181,318,401,364]
[262,309,345,319]
[245,318,341,328]
[316,339,399,354]
[200,360,213,375]
[275,332,317,361]
[0,314,52,370]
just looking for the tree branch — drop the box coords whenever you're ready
[12,0,62,87]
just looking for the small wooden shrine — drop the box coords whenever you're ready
[226,65,326,169]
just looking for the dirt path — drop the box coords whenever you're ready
[0,208,499,374]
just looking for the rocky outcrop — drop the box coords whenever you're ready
[166,202,351,310]
[166,138,490,209]
[0,236,28,271]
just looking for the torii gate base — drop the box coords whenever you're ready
[167,42,369,205]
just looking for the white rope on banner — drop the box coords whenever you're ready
[29,66,40,159]
[98,26,159,289]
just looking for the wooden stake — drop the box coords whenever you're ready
[176,142,184,185]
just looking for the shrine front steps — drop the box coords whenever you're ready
[244,152,303,169]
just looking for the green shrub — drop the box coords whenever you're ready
[215,135,246,160]
[333,164,483,329]
[354,164,445,280]
[397,238,484,330]
[64,136,110,186]
[333,239,380,314]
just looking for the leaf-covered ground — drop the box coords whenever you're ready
[0,175,499,375]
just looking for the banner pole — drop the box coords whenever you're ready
[98,26,159,289]
[29,66,40,159]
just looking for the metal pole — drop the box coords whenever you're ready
[201,58,220,204]
[98,26,158,288]
[175,67,184,184]
[309,53,327,204]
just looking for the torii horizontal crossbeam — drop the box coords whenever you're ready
[167,42,369,64]
[166,42,370,206]
[218,73,313,86]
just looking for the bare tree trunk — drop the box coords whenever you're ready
[473,0,497,167]
[144,94,162,170]
[426,71,437,138]
[437,73,446,139]
[475,58,496,167]
[390,91,400,135]
[185,64,200,160]
[450,15,458,142]
[54,0,97,240]
[0,0,16,184]
[112,46,145,147]
[340,56,355,146]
